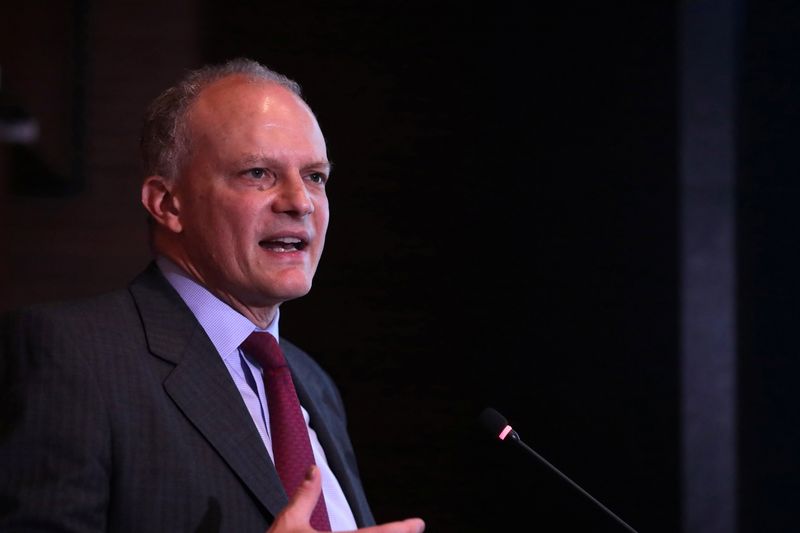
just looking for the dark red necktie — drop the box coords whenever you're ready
[241,332,332,531]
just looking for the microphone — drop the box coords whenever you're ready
[479,407,639,533]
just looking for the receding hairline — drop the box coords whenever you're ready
[183,76,318,175]
[140,58,307,180]
[181,74,324,160]
[187,73,314,119]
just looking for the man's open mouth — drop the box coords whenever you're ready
[259,237,307,252]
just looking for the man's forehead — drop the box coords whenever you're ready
[188,78,313,133]
[195,75,298,111]
[181,76,328,170]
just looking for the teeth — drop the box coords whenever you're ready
[260,237,304,252]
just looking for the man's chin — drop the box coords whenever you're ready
[257,282,313,305]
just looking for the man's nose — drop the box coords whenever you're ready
[273,174,313,216]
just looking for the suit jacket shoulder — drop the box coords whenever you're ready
[0,263,374,532]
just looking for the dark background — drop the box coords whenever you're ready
[1,1,799,532]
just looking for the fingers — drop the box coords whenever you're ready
[351,517,426,533]
[289,465,324,522]
[266,465,324,533]
[264,465,425,533]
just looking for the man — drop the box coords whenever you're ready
[0,58,424,533]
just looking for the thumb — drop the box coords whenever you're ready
[266,465,324,532]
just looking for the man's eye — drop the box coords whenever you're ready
[247,168,266,179]
[308,172,327,184]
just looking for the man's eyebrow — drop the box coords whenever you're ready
[238,154,332,173]
[238,153,276,166]
[304,159,333,173]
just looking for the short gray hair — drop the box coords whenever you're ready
[140,57,303,180]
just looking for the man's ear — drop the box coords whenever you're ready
[141,175,182,233]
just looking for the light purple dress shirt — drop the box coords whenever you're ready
[156,257,357,531]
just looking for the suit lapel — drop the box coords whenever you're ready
[128,264,288,519]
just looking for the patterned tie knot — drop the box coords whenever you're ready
[241,331,286,371]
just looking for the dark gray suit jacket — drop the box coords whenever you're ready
[0,263,374,532]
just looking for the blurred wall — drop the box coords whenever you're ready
[0,0,199,309]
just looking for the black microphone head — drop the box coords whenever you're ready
[479,407,516,441]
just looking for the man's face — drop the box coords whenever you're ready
[170,75,330,312]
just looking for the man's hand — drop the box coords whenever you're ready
[266,466,425,533]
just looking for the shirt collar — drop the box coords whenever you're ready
[155,256,280,361]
